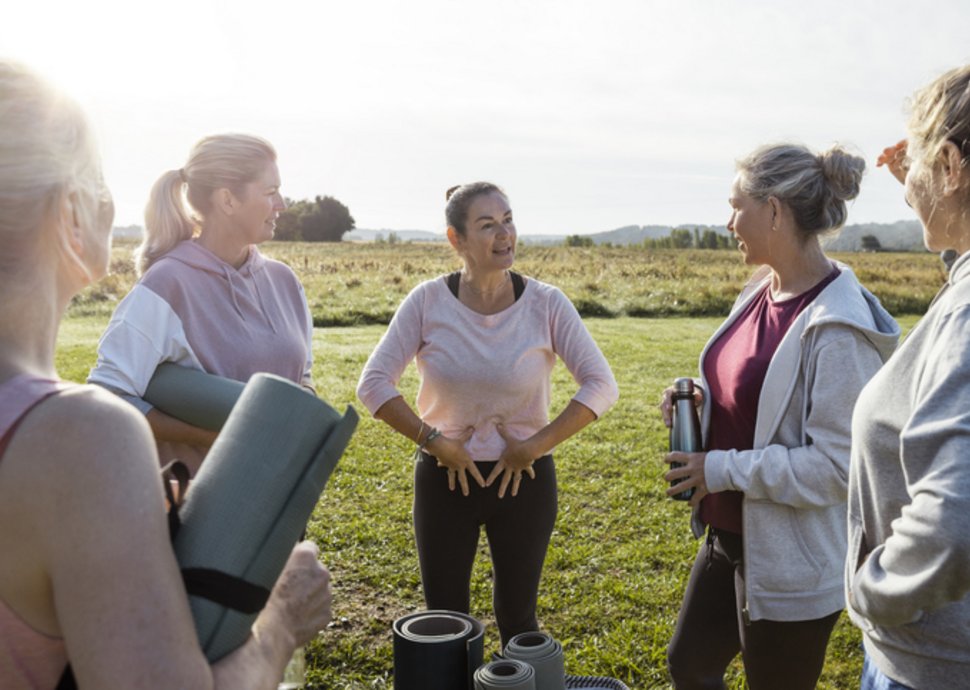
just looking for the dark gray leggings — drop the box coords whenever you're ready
[667,528,841,690]
[413,453,557,647]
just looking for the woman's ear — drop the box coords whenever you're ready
[60,191,85,256]
[767,196,782,230]
[940,140,966,197]
[213,187,237,216]
[446,226,462,251]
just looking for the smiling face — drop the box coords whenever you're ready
[727,174,775,266]
[452,191,516,272]
[230,161,285,245]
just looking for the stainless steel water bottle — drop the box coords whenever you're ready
[669,377,701,501]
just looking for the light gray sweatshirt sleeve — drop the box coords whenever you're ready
[850,310,970,627]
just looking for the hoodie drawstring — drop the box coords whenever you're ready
[221,265,246,320]
[251,271,278,334]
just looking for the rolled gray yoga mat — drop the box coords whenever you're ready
[143,362,245,431]
[504,632,565,690]
[474,659,536,690]
[145,367,358,661]
[393,610,485,690]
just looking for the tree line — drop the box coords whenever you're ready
[274,196,355,242]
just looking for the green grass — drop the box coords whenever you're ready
[72,240,949,325]
[54,313,921,689]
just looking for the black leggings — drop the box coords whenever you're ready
[413,452,558,647]
[667,529,841,690]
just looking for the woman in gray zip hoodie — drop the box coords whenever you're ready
[848,64,970,690]
[660,143,900,689]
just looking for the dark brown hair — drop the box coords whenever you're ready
[445,182,505,236]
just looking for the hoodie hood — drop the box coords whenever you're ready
[737,262,900,361]
[800,265,901,362]
[161,240,277,332]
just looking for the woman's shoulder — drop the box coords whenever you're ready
[25,385,150,441]
[516,275,573,309]
[3,384,156,496]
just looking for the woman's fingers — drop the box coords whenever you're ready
[497,469,513,499]
[485,461,505,486]
[466,459,486,488]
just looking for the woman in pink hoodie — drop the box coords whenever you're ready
[89,134,315,474]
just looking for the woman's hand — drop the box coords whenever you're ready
[658,384,704,428]
[664,451,709,508]
[486,424,539,499]
[426,427,486,496]
[259,541,333,647]
[876,139,909,184]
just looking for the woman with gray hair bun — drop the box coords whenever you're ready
[658,143,900,689]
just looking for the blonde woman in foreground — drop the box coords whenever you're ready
[0,60,331,689]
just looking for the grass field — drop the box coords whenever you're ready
[72,240,948,324]
[56,283,922,689]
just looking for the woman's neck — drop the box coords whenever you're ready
[0,287,64,383]
[458,266,514,314]
[197,225,250,269]
[461,266,510,293]
[768,238,833,300]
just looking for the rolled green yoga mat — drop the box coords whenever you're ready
[504,632,565,690]
[474,660,536,690]
[393,610,485,690]
[146,367,357,662]
[143,362,245,431]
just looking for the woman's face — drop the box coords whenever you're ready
[453,192,516,272]
[231,161,285,246]
[74,175,115,284]
[727,174,774,266]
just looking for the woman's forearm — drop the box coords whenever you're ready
[374,396,426,444]
[526,399,596,457]
[146,408,219,447]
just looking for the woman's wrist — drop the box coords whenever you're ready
[418,427,443,453]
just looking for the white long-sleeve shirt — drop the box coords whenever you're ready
[357,275,618,461]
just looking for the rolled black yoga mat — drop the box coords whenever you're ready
[393,610,485,690]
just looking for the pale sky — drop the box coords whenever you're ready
[4,0,969,235]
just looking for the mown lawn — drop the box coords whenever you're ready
[56,313,920,689]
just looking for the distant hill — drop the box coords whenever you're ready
[524,220,926,252]
[116,220,928,252]
[344,229,440,242]
[821,220,925,252]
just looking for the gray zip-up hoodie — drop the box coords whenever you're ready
[848,251,970,689]
[692,264,899,622]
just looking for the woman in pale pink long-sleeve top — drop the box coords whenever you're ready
[357,182,619,646]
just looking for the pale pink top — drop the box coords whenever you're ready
[0,374,70,690]
[357,276,618,460]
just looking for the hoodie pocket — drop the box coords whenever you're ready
[746,502,825,593]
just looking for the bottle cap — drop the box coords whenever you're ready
[674,377,694,395]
